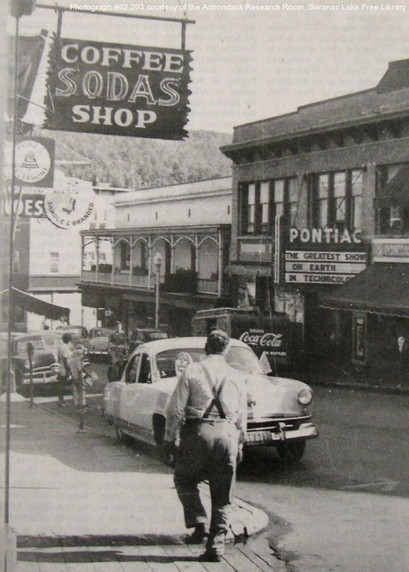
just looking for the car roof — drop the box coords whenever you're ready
[134,336,247,354]
[14,331,61,339]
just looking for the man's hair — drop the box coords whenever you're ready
[62,333,72,343]
[205,329,230,355]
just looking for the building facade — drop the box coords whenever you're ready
[221,59,409,385]
[79,177,232,336]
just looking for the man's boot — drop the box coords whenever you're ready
[185,523,208,544]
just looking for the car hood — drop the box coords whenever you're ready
[13,350,58,367]
[243,372,312,417]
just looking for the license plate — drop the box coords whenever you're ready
[247,430,274,444]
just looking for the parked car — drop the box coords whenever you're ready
[87,327,115,359]
[128,328,168,354]
[103,337,318,463]
[11,331,62,390]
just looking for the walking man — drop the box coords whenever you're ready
[164,330,247,562]
[57,333,72,407]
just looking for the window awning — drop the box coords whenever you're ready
[376,164,409,208]
[319,263,409,317]
[1,287,70,321]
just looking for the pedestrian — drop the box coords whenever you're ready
[69,342,87,408]
[57,333,72,407]
[164,330,247,562]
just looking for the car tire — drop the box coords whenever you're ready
[277,441,306,463]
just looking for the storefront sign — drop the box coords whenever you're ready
[285,227,367,285]
[11,137,55,187]
[285,250,367,284]
[44,189,94,229]
[372,239,409,262]
[289,227,362,245]
[3,192,46,218]
[44,36,192,140]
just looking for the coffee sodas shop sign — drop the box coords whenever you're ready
[44,36,192,140]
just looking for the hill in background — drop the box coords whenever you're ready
[38,129,233,189]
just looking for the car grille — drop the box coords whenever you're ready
[247,415,311,434]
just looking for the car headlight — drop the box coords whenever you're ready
[298,388,313,406]
[23,360,30,370]
[51,364,60,375]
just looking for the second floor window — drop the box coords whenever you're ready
[241,177,299,235]
[311,169,363,230]
[120,242,130,271]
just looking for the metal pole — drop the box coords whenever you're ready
[27,342,34,409]
[155,264,160,330]
[4,13,20,529]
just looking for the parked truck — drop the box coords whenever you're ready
[191,307,304,375]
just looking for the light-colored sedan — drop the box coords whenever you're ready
[103,337,318,462]
[87,327,114,358]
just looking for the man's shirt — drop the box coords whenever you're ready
[57,342,72,377]
[165,354,247,444]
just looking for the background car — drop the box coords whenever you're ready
[11,331,62,391]
[87,327,115,359]
[128,328,168,354]
[103,337,318,463]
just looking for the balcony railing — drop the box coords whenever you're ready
[81,268,219,295]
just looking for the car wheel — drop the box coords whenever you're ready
[277,441,306,463]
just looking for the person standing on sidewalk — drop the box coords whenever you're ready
[69,343,87,409]
[164,329,247,563]
[57,333,72,407]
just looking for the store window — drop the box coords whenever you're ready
[351,170,363,229]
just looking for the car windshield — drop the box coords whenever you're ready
[154,345,263,379]
[94,329,111,338]
[42,334,61,348]
[14,337,44,354]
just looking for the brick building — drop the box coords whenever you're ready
[221,59,409,385]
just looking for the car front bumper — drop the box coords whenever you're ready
[245,416,319,447]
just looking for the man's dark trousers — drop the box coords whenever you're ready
[174,419,239,557]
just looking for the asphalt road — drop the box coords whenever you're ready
[34,359,409,571]
[89,359,409,499]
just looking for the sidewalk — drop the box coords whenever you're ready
[0,394,272,571]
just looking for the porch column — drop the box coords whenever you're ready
[218,230,223,297]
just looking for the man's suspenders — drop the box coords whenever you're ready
[201,363,227,419]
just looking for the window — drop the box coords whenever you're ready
[311,170,363,229]
[334,172,346,228]
[351,170,363,229]
[49,252,59,273]
[287,178,299,226]
[260,181,270,233]
[120,242,130,271]
[317,174,329,227]
[241,178,301,234]
[273,180,284,219]
[247,183,256,234]
[376,163,409,235]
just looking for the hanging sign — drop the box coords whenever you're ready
[44,36,192,140]
[13,137,55,187]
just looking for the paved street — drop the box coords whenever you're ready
[5,362,409,571]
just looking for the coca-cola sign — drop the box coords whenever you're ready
[239,329,286,357]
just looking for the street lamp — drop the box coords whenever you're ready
[153,252,162,330]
